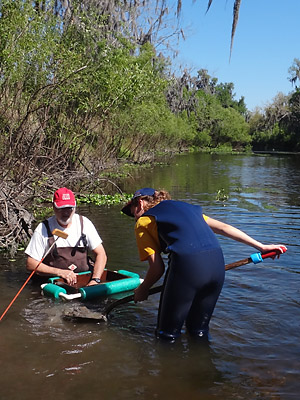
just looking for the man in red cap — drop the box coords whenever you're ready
[25,187,107,286]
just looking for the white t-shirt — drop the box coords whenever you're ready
[25,214,102,261]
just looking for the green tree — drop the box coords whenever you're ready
[193,89,250,149]
[248,92,300,151]
[215,83,235,108]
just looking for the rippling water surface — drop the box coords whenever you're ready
[1,153,299,400]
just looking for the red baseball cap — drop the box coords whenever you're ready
[53,187,76,208]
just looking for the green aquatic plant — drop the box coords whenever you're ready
[216,189,229,202]
[77,193,132,206]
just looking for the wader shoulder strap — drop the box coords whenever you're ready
[42,219,59,257]
[71,215,88,257]
[42,219,52,237]
[79,215,87,248]
[73,215,87,248]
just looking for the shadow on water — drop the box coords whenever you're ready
[1,153,300,399]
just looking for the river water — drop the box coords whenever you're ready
[0,153,299,400]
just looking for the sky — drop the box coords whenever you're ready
[168,0,300,111]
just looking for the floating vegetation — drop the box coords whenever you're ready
[216,189,229,202]
[77,193,132,207]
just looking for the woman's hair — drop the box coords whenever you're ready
[132,190,171,211]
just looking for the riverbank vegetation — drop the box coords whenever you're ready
[1,0,299,254]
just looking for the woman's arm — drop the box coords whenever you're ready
[134,252,165,302]
[205,216,287,254]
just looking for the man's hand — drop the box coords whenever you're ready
[59,269,77,286]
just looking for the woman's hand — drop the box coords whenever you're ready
[134,284,149,302]
[134,253,165,302]
[258,244,287,258]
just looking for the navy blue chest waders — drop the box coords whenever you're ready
[144,200,225,341]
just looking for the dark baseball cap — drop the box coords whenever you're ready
[121,188,156,217]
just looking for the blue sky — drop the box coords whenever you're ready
[170,0,300,111]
